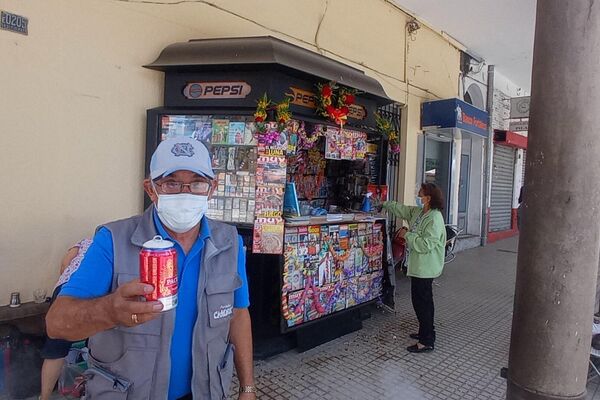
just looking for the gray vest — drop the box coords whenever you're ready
[85,206,241,400]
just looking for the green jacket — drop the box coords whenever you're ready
[384,201,446,278]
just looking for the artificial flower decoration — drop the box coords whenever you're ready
[254,93,270,123]
[315,81,357,127]
[297,123,326,150]
[253,93,293,146]
[375,112,401,155]
[275,97,292,124]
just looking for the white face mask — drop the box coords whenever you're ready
[155,193,208,233]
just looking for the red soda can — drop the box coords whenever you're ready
[139,235,178,311]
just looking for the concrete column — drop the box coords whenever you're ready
[506,1,600,399]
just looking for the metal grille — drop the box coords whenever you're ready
[490,145,516,232]
[378,103,402,233]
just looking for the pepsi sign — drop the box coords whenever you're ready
[183,81,252,99]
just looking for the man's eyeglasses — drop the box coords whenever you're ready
[154,181,211,195]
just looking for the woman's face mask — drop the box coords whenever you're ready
[415,196,424,208]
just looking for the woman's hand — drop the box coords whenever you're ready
[398,227,408,239]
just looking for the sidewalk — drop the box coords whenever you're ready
[241,236,600,400]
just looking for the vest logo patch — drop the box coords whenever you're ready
[213,304,233,320]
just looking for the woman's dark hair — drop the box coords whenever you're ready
[421,183,445,211]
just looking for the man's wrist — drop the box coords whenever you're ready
[239,385,257,394]
[100,294,118,327]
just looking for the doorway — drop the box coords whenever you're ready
[424,135,452,221]
[458,153,470,233]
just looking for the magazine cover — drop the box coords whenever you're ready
[308,225,321,242]
[304,287,323,322]
[298,226,309,243]
[235,148,256,171]
[354,242,364,273]
[320,225,329,241]
[358,223,367,237]
[357,275,370,304]
[286,290,305,328]
[325,128,341,160]
[254,186,284,217]
[353,131,367,159]
[318,284,335,315]
[328,225,340,247]
[256,154,287,186]
[252,217,284,254]
[228,121,246,145]
[192,120,213,142]
[340,131,354,160]
[226,147,237,170]
[284,227,299,243]
[332,259,344,283]
[317,252,333,286]
[211,147,228,170]
[346,277,359,308]
[211,119,229,144]
[339,225,349,250]
[244,122,257,145]
[343,252,355,279]
[284,250,306,291]
[332,282,347,312]
[371,270,384,300]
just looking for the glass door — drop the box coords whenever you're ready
[424,135,452,221]
[458,153,470,233]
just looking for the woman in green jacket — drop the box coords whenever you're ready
[383,183,446,353]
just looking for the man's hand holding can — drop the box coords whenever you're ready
[107,279,164,327]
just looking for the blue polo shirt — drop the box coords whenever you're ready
[60,212,250,400]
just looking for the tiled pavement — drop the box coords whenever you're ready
[232,236,600,400]
[7,236,600,399]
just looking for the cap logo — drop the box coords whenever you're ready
[171,143,195,157]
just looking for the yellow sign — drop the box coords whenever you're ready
[285,87,367,120]
[286,87,317,109]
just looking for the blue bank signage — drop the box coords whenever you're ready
[421,98,489,137]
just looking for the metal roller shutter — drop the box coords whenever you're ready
[490,145,516,232]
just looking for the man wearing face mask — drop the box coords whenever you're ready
[46,137,256,400]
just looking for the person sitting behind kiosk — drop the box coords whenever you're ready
[40,239,92,400]
[382,183,446,353]
[46,137,256,400]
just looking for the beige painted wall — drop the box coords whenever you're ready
[0,0,459,304]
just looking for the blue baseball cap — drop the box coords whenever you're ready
[150,137,215,180]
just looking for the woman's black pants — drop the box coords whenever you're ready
[411,277,436,347]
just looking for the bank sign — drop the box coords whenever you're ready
[421,98,489,138]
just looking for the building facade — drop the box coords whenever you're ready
[1,0,463,303]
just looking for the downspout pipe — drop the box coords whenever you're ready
[481,65,495,246]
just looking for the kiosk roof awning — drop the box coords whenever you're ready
[144,36,390,102]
